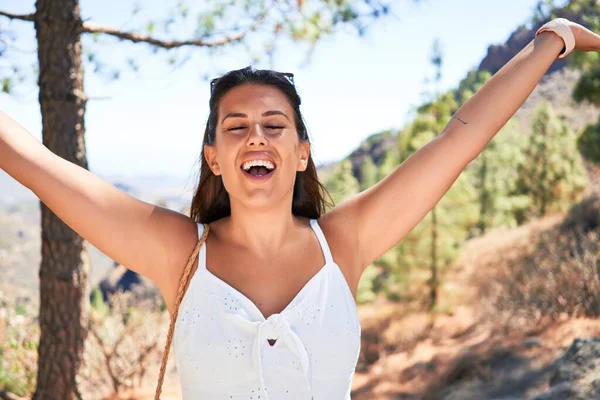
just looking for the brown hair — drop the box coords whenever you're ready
[190,66,333,223]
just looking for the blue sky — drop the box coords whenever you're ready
[1,0,546,178]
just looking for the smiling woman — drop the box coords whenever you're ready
[193,68,332,225]
[1,17,599,400]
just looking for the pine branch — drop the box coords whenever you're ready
[0,10,35,22]
[81,10,267,49]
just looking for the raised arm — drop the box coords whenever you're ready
[323,19,600,277]
[0,111,199,310]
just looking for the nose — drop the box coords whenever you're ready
[246,124,268,147]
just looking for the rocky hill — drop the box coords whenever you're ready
[333,3,600,187]
[478,2,593,75]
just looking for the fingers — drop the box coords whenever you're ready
[586,29,600,52]
[571,23,600,52]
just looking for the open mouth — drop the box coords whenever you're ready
[240,160,276,178]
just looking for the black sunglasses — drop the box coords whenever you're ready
[210,72,295,93]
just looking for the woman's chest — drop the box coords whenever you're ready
[205,244,332,318]
[174,272,361,385]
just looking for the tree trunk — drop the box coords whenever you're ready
[33,0,89,398]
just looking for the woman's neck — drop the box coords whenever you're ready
[223,201,303,256]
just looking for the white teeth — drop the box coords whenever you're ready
[242,160,275,171]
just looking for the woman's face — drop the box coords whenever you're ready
[204,83,310,209]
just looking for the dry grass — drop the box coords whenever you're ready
[0,292,38,397]
[476,193,600,327]
[352,192,600,399]
[80,290,169,400]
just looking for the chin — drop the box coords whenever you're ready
[230,188,290,212]
[243,192,280,209]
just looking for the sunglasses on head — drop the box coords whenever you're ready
[210,72,295,93]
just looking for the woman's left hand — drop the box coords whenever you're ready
[566,20,600,52]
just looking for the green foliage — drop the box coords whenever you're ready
[325,0,598,309]
[557,0,600,28]
[146,21,156,34]
[577,119,600,163]
[0,65,28,95]
[560,0,600,114]
[0,301,39,397]
[398,116,437,160]
[14,303,29,317]
[359,156,378,190]
[159,299,168,313]
[90,285,110,317]
[0,0,400,91]
[573,66,600,106]
[376,148,399,182]
[322,60,593,308]
[324,159,360,204]
[531,0,559,25]
[1,77,10,94]
[454,69,492,106]
[356,265,379,304]
[392,181,475,265]
[388,71,478,306]
[512,100,588,223]
[466,118,530,234]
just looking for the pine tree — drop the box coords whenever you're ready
[388,40,479,309]
[465,118,529,234]
[324,159,360,205]
[359,156,378,190]
[513,100,588,223]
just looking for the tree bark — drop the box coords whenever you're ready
[33,0,89,398]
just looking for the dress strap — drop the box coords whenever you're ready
[197,222,208,271]
[310,219,333,265]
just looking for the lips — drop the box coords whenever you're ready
[241,160,276,172]
[241,165,275,180]
[239,152,278,170]
[239,152,278,181]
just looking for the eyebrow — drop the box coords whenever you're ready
[221,110,290,124]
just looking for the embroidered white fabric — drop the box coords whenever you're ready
[173,219,361,399]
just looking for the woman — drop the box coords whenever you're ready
[1,18,599,400]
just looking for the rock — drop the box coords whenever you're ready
[532,382,577,400]
[532,338,600,400]
[478,6,594,76]
[521,337,544,349]
[95,264,162,310]
[479,24,568,76]
[346,131,397,182]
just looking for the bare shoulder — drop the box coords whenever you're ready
[150,207,201,310]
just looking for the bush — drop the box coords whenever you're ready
[577,120,600,164]
[0,296,38,397]
[80,290,169,399]
[479,195,600,326]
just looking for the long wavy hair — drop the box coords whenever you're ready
[190,66,333,224]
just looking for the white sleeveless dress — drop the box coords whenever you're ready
[173,219,361,399]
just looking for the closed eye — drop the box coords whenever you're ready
[227,125,284,131]
[228,126,245,131]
